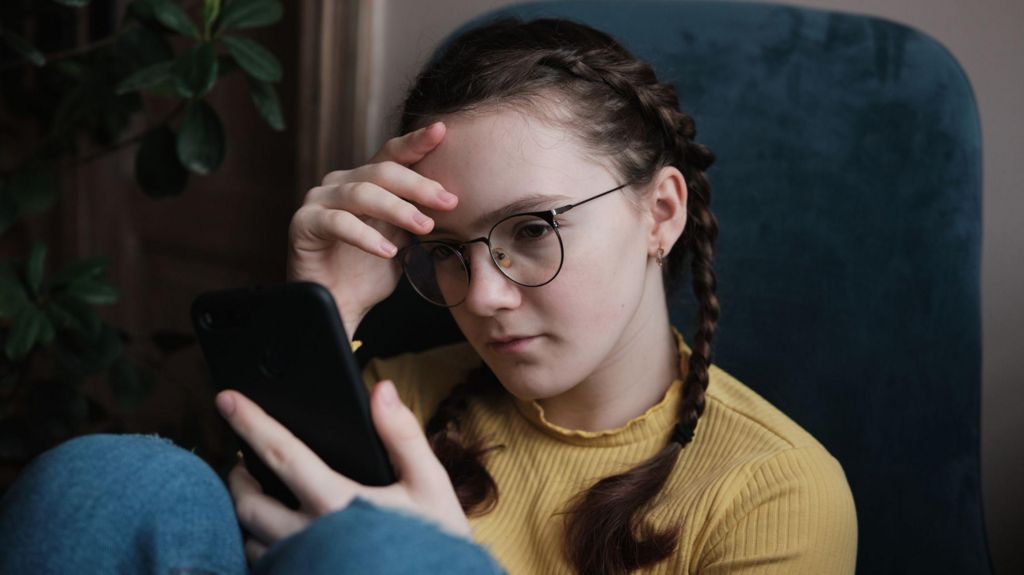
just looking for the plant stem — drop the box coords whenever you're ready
[36,34,118,64]
[0,24,140,72]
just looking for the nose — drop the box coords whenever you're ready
[461,242,521,316]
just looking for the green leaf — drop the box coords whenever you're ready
[219,0,283,30]
[52,0,93,7]
[5,306,47,361]
[94,90,143,147]
[0,263,29,319]
[223,36,281,82]
[45,301,76,332]
[173,42,219,98]
[177,100,225,174]
[203,0,222,35]
[7,167,58,216]
[115,23,175,70]
[135,126,189,197]
[26,243,47,298]
[116,61,174,95]
[250,80,285,131]
[38,312,57,345]
[126,0,158,24]
[49,295,101,339]
[151,0,199,38]
[65,278,121,307]
[0,30,45,67]
[50,257,110,289]
[148,77,180,98]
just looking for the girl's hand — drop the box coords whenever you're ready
[216,380,471,565]
[286,121,458,338]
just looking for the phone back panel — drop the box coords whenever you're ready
[192,283,395,507]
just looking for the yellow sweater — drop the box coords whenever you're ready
[360,327,858,574]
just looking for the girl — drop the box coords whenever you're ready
[0,16,857,575]
[271,15,858,574]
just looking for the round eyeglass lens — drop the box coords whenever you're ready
[400,215,564,307]
[401,242,469,307]
[488,214,563,286]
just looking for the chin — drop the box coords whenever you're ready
[486,363,573,402]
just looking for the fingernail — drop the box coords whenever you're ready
[437,190,457,205]
[216,392,236,417]
[380,241,398,256]
[414,212,433,228]
[378,380,399,408]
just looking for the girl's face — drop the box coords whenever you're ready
[412,108,657,401]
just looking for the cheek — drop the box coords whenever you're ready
[541,227,648,329]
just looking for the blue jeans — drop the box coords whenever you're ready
[0,433,504,574]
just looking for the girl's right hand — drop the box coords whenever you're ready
[286,121,458,339]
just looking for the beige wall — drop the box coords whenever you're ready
[365,1,1024,571]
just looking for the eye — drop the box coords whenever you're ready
[513,222,552,241]
[428,244,458,261]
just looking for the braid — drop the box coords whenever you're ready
[425,364,505,516]
[531,38,721,574]
[672,138,719,446]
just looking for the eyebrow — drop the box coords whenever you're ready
[429,192,574,238]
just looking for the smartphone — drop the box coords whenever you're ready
[191,282,396,509]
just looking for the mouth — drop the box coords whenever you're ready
[486,335,539,354]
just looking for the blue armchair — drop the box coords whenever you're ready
[355,2,991,572]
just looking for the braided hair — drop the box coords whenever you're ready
[402,17,720,574]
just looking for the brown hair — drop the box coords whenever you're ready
[401,17,720,574]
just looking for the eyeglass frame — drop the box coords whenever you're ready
[397,181,633,308]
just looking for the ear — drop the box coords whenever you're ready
[643,165,688,258]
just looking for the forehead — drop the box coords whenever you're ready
[411,108,616,233]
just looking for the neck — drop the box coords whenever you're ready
[535,271,681,432]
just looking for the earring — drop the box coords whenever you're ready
[655,247,665,267]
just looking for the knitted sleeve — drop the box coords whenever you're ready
[698,446,858,574]
[359,342,482,428]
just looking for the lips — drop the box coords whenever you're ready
[486,334,539,353]
[487,335,533,345]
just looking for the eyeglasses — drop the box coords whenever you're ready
[397,182,631,307]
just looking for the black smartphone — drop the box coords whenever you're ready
[191,281,396,509]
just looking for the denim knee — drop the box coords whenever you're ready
[1,433,231,521]
[253,497,506,575]
[0,433,246,575]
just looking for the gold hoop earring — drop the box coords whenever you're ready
[655,247,665,267]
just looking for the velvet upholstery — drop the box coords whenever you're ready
[354,2,990,572]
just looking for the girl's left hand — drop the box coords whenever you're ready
[215,379,471,565]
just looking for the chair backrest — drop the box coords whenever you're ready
[355,2,990,572]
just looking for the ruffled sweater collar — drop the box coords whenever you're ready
[510,326,692,447]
